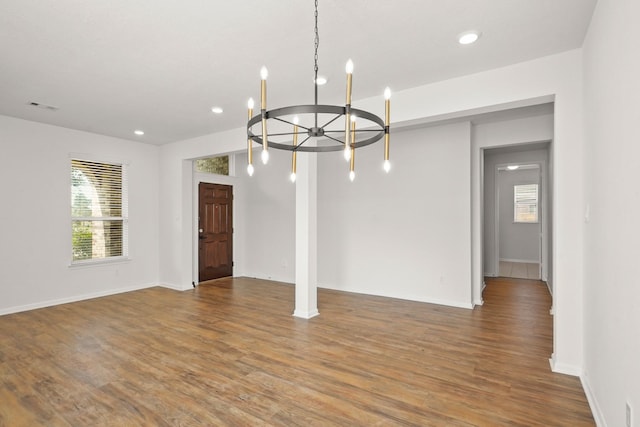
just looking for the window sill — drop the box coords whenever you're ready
[68,257,132,269]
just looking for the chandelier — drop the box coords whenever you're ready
[245,0,391,182]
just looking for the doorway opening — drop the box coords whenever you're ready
[482,141,552,291]
[198,182,233,282]
[496,164,541,280]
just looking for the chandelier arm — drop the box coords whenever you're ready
[318,113,343,129]
[294,135,313,150]
[272,116,310,131]
[322,134,348,145]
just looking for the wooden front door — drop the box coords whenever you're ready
[198,183,233,282]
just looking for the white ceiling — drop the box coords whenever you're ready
[0,0,597,145]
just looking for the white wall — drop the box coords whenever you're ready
[497,168,540,262]
[582,0,640,425]
[236,150,295,284]
[318,122,472,308]
[0,115,159,314]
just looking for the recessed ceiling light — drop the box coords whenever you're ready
[458,31,480,45]
[211,107,223,114]
[315,76,328,85]
[134,130,145,136]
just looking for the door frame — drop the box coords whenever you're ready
[197,182,233,282]
[192,165,241,286]
[493,161,545,280]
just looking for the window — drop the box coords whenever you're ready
[71,159,128,263]
[194,156,229,175]
[514,184,538,223]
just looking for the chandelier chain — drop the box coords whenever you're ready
[314,0,319,77]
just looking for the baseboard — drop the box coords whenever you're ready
[244,273,295,285]
[318,284,474,310]
[158,282,193,291]
[292,309,320,319]
[580,372,607,427]
[0,282,158,316]
[549,354,582,376]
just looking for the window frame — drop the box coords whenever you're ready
[513,183,539,224]
[69,157,130,267]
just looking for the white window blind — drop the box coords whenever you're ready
[71,159,128,263]
[514,184,538,223]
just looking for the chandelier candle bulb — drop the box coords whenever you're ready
[344,59,354,161]
[384,87,391,172]
[260,66,269,164]
[344,144,351,161]
[345,59,354,103]
[247,98,254,175]
[291,117,298,183]
[349,117,356,181]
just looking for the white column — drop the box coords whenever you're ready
[293,152,319,319]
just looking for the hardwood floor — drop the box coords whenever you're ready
[0,277,594,426]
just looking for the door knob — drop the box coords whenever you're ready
[199,228,204,233]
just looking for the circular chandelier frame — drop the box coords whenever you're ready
[247,105,385,153]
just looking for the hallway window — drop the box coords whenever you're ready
[71,159,128,264]
[514,184,538,223]
[194,156,229,175]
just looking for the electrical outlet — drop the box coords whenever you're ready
[627,401,633,427]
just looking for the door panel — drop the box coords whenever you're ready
[199,183,233,281]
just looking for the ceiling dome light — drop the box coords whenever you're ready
[458,31,480,45]
[134,130,144,136]
[211,107,223,114]
[507,165,519,170]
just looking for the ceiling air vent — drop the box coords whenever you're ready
[28,101,59,111]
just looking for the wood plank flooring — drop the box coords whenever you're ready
[0,277,594,426]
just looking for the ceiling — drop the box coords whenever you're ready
[0,0,597,145]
